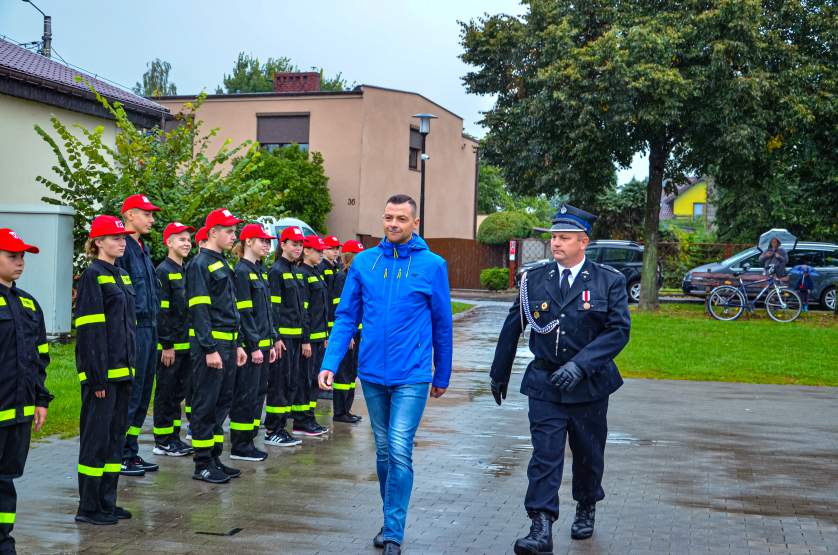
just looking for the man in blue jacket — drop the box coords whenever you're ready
[319,194,453,555]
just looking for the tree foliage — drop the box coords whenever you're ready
[477,211,538,245]
[592,178,647,240]
[133,58,177,97]
[217,52,354,94]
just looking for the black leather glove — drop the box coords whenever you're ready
[549,361,584,392]
[490,380,508,406]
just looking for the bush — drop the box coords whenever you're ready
[477,211,536,245]
[481,267,510,291]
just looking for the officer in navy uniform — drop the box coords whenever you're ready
[490,205,631,555]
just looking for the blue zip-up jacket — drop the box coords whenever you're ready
[116,236,159,327]
[322,234,453,388]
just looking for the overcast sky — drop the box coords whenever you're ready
[1,0,647,184]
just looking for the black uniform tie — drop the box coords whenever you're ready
[560,269,571,301]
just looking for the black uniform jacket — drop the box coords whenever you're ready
[490,258,631,404]
[299,263,329,343]
[234,258,277,352]
[317,259,342,327]
[268,256,308,340]
[116,236,159,327]
[187,248,240,354]
[156,257,189,351]
[75,259,137,389]
[0,283,52,427]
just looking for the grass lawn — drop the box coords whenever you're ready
[452,301,475,315]
[617,304,838,386]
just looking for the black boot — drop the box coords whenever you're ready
[514,511,553,555]
[570,503,596,540]
[382,541,401,555]
[372,527,384,548]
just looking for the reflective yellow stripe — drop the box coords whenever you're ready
[126,426,141,436]
[75,313,106,327]
[109,367,132,379]
[189,328,195,336]
[97,275,116,285]
[0,298,5,306]
[184,405,192,414]
[309,401,317,408]
[291,404,310,412]
[282,272,294,280]
[214,434,224,444]
[19,297,35,311]
[229,421,254,431]
[192,438,214,448]
[271,295,282,304]
[278,327,302,336]
[77,464,104,477]
[296,273,303,279]
[208,261,224,272]
[38,343,49,354]
[265,405,291,414]
[350,382,357,389]
[236,300,253,310]
[304,301,309,309]
[358,323,363,330]
[333,382,353,391]
[160,300,170,309]
[332,298,340,305]
[253,418,261,426]
[307,276,319,283]
[262,273,268,280]
[310,331,327,340]
[249,272,258,280]
[211,330,238,341]
[121,275,132,285]
[258,338,272,348]
[324,269,334,275]
[0,512,14,524]
[78,372,86,382]
[328,322,334,328]
[173,419,182,427]
[153,426,174,435]
[188,296,211,307]
[173,342,190,351]
[168,272,183,280]
[104,463,122,473]
[0,408,16,421]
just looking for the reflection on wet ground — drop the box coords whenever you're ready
[14,300,838,554]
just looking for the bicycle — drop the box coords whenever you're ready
[706,264,802,323]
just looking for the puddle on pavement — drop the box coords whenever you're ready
[607,431,680,447]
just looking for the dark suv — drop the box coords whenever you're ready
[516,240,662,302]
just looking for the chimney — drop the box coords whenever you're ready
[274,71,321,93]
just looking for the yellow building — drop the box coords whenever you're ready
[660,177,714,225]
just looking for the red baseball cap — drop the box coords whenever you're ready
[90,215,133,238]
[121,194,160,213]
[341,240,364,254]
[163,221,195,243]
[205,208,242,229]
[322,235,341,248]
[195,226,208,243]
[303,235,326,251]
[0,228,39,254]
[280,226,305,242]
[240,223,276,241]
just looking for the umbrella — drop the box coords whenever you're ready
[758,228,797,252]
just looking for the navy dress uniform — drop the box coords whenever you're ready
[0,229,52,553]
[490,205,630,554]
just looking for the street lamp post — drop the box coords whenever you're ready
[413,113,437,237]
[21,0,51,58]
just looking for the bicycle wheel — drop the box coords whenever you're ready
[765,288,802,323]
[706,286,746,321]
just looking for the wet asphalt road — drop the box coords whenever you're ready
[13,300,838,554]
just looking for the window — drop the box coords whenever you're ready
[693,202,705,220]
[602,248,632,264]
[788,250,825,267]
[409,127,422,170]
[824,250,838,268]
[257,114,310,151]
[585,247,601,262]
[262,143,309,153]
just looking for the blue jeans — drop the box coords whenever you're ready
[361,380,429,545]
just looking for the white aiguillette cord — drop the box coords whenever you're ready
[519,271,561,356]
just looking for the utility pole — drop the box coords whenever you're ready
[22,0,51,58]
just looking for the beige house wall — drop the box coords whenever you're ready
[0,94,118,205]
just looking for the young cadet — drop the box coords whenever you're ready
[117,194,161,476]
[152,222,194,458]
[0,228,52,554]
[295,235,330,437]
[331,240,364,424]
[184,225,209,431]
[229,224,277,462]
[319,235,343,330]
[187,209,247,484]
[263,227,306,447]
[74,215,136,525]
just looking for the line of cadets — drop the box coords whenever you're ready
[0,194,366,544]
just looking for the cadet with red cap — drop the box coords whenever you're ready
[0,229,52,553]
[228,224,277,461]
[74,216,136,525]
[295,235,330,436]
[187,209,247,483]
[183,225,208,429]
[319,235,343,329]
[117,194,161,476]
[331,240,364,424]
[152,222,195,458]
[263,227,306,447]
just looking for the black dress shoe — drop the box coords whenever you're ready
[333,414,358,424]
[112,506,132,519]
[347,413,363,421]
[373,526,384,548]
[382,541,401,555]
[570,503,595,540]
[75,511,118,525]
[514,511,553,555]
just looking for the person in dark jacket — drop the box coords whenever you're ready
[490,205,631,553]
[331,240,364,424]
[152,222,194,458]
[117,194,161,475]
[759,237,788,277]
[263,227,306,448]
[229,224,278,462]
[0,228,52,554]
[187,209,247,484]
[74,215,137,525]
[183,225,209,432]
[319,235,343,329]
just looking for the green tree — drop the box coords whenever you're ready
[477,211,538,245]
[477,163,508,214]
[461,0,822,310]
[133,58,177,97]
[592,178,647,240]
[218,52,354,93]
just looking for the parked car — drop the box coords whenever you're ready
[682,241,838,310]
[256,216,318,254]
[516,240,662,303]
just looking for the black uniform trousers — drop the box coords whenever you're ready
[0,423,31,553]
[153,351,190,444]
[525,395,608,519]
[124,325,157,458]
[300,342,325,424]
[190,341,237,469]
[230,350,269,451]
[333,334,359,417]
[78,381,131,516]
[265,338,299,432]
